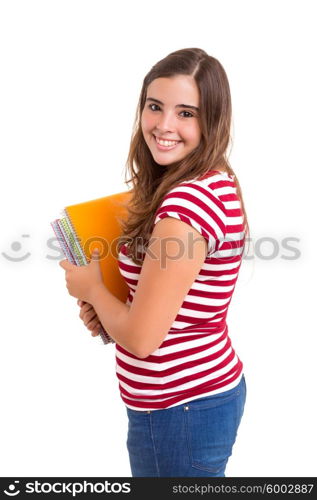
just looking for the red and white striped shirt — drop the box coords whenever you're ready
[116,170,245,411]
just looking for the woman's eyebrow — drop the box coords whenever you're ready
[146,97,199,112]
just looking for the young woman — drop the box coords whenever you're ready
[60,47,249,477]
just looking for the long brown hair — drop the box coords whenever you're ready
[117,48,250,265]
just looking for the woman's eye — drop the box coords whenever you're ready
[148,103,160,111]
[180,110,194,118]
[147,104,194,118]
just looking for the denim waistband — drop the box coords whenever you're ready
[125,373,245,415]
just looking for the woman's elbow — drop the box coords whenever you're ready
[129,325,167,359]
[132,340,156,359]
[121,337,151,359]
[133,343,152,359]
[134,350,150,359]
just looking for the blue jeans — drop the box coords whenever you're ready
[125,374,247,477]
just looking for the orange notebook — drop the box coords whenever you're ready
[51,191,132,344]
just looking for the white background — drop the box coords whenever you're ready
[0,0,316,477]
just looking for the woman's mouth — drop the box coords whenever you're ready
[153,135,182,151]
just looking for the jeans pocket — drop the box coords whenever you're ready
[184,384,244,473]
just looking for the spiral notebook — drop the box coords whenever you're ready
[51,190,131,344]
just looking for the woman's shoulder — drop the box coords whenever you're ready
[196,168,234,182]
[154,171,228,243]
[170,169,234,198]
[158,171,229,212]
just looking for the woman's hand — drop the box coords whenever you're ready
[77,299,102,337]
[59,248,104,303]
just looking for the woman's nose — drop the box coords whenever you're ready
[155,111,176,133]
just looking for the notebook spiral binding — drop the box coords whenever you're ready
[51,209,115,346]
[64,208,115,345]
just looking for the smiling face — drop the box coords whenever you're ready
[141,75,202,166]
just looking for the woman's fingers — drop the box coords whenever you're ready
[87,316,100,333]
[77,300,101,338]
[91,323,102,336]
[82,303,92,312]
[79,303,93,319]
[83,310,97,327]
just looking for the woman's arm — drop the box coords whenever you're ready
[90,216,208,358]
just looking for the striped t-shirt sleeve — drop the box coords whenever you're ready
[153,181,227,257]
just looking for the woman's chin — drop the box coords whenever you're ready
[151,151,184,166]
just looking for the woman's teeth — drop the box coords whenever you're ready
[155,136,180,147]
